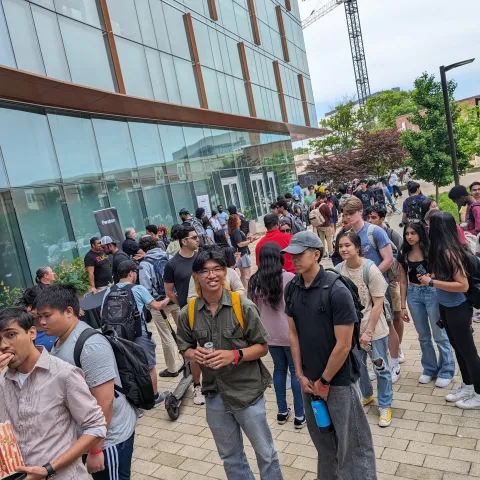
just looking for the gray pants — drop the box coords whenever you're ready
[303,383,377,480]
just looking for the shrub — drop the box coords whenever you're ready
[430,192,459,221]
[53,257,90,295]
[0,282,22,308]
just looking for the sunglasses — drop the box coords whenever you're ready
[280,228,291,233]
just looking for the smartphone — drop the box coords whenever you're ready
[416,264,427,276]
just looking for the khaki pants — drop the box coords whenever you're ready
[149,303,181,374]
[316,226,333,255]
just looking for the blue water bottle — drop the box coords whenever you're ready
[311,395,334,433]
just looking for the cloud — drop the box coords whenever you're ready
[299,0,480,117]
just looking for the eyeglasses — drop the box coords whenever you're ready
[198,267,224,277]
[280,228,291,233]
[188,235,199,241]
[0,331,18,346]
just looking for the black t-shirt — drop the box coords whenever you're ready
[84,250,112,288]
[285,268,359,386]
[112,250,130,283]
[122,237,140,257]
[355,189,374,212]
[230,228,250,256]
[163,252,197,308]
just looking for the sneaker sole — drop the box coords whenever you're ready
[378,421,392,427]
[447,394,473,403]
[193,399,205,405]
[294,422,307,430]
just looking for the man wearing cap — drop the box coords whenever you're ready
[101,236,130,284]
[180,208,208,246]
[283,232,376,480]
[449,184,480,236]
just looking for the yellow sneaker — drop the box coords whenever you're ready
[362,396,374,406]
[379,407,392,427]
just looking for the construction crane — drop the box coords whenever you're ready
[302,0,371,106]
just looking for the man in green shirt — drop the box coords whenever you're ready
[177,250,282,480]
[304,184,316,207]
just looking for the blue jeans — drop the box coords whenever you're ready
[354,336,393,408]
[407,285,455,379]
[383,189,394,206]
[206,394,283,480]
[268,346,304,418]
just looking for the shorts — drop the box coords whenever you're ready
[330,216,338,225]
[236,254,251,268]
[389,280,401,313]
[134,333,157,370]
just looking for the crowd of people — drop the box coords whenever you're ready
[2,173,480,480]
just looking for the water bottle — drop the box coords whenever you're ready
[311,395,334,433]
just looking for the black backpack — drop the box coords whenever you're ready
[101,284,142,341]
[74,328,155,410]
[372,187,386,206]
[465,254,480,308]
[239,214,250,235]
[406,196,423,222]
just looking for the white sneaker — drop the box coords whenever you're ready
[435,377,452,388]
[369,367,376,381]
[446,383,474,402]
[419,374,433,384]
[456,393,480,409]
[391,366,400,384]
[193,385,206,405]
[398,346,405,364]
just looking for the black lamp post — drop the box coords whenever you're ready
[439,58,475,185]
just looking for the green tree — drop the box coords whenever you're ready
[401,73,472,201]
[457,103,480,157]
[293,146,309,155]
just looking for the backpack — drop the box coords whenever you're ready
[465,254,480,308]
[239,214,250,236]
[372,187,386,206]
[309,208,326,228]
[366,224,399,280]
[74,328,155,410]
[112,250,130,283]
[189,218,208,247]
[101,284,142,341]
[141,254,169,300]
[291,214,305,234]
[294,203,308,225]
[467,202,480,231]
[405,196,423,222]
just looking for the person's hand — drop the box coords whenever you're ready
[17,465,49,479]
[313,381,330,400]
[360,330,372,346]
[86,451,105,474]
[204,350,235,369]
[417,273,431,286]
[299,376,314,394]
[158,298,170,309]
[0,352,13,373]
[234,252,241,262]
[90,287,98,295]
[79,308,85,317]
[401,308,411,323]
[186,346,209,365]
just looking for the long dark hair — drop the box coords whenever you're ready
[248,242,284,310]
[421,198,435,219]
[428,211,470,280]
[398,221,430,270]
[214,230,229,246]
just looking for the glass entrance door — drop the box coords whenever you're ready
[250,173,268,219]
[267,171,277,203]
[221,177,244,210]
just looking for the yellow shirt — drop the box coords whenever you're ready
[314,186,325,193]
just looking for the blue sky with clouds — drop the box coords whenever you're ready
[299,0,480,120]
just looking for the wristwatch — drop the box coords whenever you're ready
[42,463,57,478]
[428,279,435,288]
[238,349,244,363]
[320,376,330,387]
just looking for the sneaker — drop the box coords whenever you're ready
[379,407,392,427]
[419,374,433,384]
[294,416,307,429]
[362,395,374,406]
[369,367,376,381]
[446,383,474,402]
[154,392,166,407]
[456,393,480,409]
[277,408,291,425]
[435,377,452,388]
[473,312,480,323]
[193,385,206,405]
[391,366,401,384]
[159,369,179,378]
[398,345,405,364]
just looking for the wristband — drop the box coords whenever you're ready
[233,350,239,365]
[297,374,305,381]
[89,450,103,455]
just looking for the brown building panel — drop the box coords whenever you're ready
[285,0,291,11]
[99,0,126,94]
[207,0,218,21]
[297,74,310,127]
[275,5,290,63]
[273,61,288,123]
[247,0,261,46]
[238,42,257,118]
[184,13,208,109]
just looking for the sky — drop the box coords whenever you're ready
[299,0,480,120]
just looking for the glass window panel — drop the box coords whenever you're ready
[183,0,207,15]
[254,0,267,22]
[259,22,272,54]
[0,149,8,188]
[12,186,76,274]
[267,0,277,29]
[30,0,54,8]
[226,37,242,79]
[271,28,282,59]
[31,6,71,81]
[3,0,45,75]
[174,57,200,108]
[217,72,231,113]
[92,118,137,178]
[193,19,214,69]
[0,3,15,68]
[160,53,181,104]
[0,105,60,186]
[54,0,102,28]
[234,3,252,43]
[254,51,265,86]
[245,47,258,84]
[116,37,154,99]
[158,124,186,164]
[271,88,282,121]
[218,0,237,34]
[235,79,250,117]
[47,112,103,182]
[226,75,239,115]
[262,87,272,120]
[218,33,231,75]
[58,16,116,91]
[64,183,109,256]
[149,0,171,53]
[106,0,141,43]
[170,182,195,216]
[135,0,157,47]
[163,3,190,60]
[209,28,223,72]
[141,178,175,227]
[128,121,165,177]
[145,48,168,102]
[252,84,264,119]
[283,11,292,42]
[202,67,223,112]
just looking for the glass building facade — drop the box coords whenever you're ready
[0,0,319,288]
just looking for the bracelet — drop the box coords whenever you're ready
[297,374,305,381]
[317,382,329,390]
[233,350,239,365]
[89,449,103,455]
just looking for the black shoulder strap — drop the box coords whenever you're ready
[285,274,301,306]
[73,329,101,368]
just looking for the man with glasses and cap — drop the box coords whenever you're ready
[282,231,376,480]
[100,236,130,284]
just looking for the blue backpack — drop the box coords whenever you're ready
[141,254,169,300]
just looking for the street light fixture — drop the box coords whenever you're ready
[440,58,475,185]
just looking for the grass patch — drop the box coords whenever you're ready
[430,192,459,220]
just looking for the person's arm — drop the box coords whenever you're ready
[138,265,153,296]
[288,316,314,394]
[187,276,197,302]
[321,323,354,385]
[418,268,469,293]
[399,264,411,323]
[361,296,383,346]
[86,266,97,293]
[228,269,246,295]
[164,282,179,305]
[378,243,394,273]
[470,206,480,235]
[149,298,170,311]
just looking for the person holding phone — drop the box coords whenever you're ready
[398,222,455,387]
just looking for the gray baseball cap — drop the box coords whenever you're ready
[100,236,118,245]
[281,231,323,254]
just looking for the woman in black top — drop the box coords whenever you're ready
[213,230,237,268]
[398,222,455,387]
[228,214,255,288]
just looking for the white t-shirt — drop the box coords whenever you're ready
[16,372,30,388]
[339,261,389,341]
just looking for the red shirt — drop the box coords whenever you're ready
[255,229,295,273]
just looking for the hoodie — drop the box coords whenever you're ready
[166,240,181,258]
[139,248,170,299]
